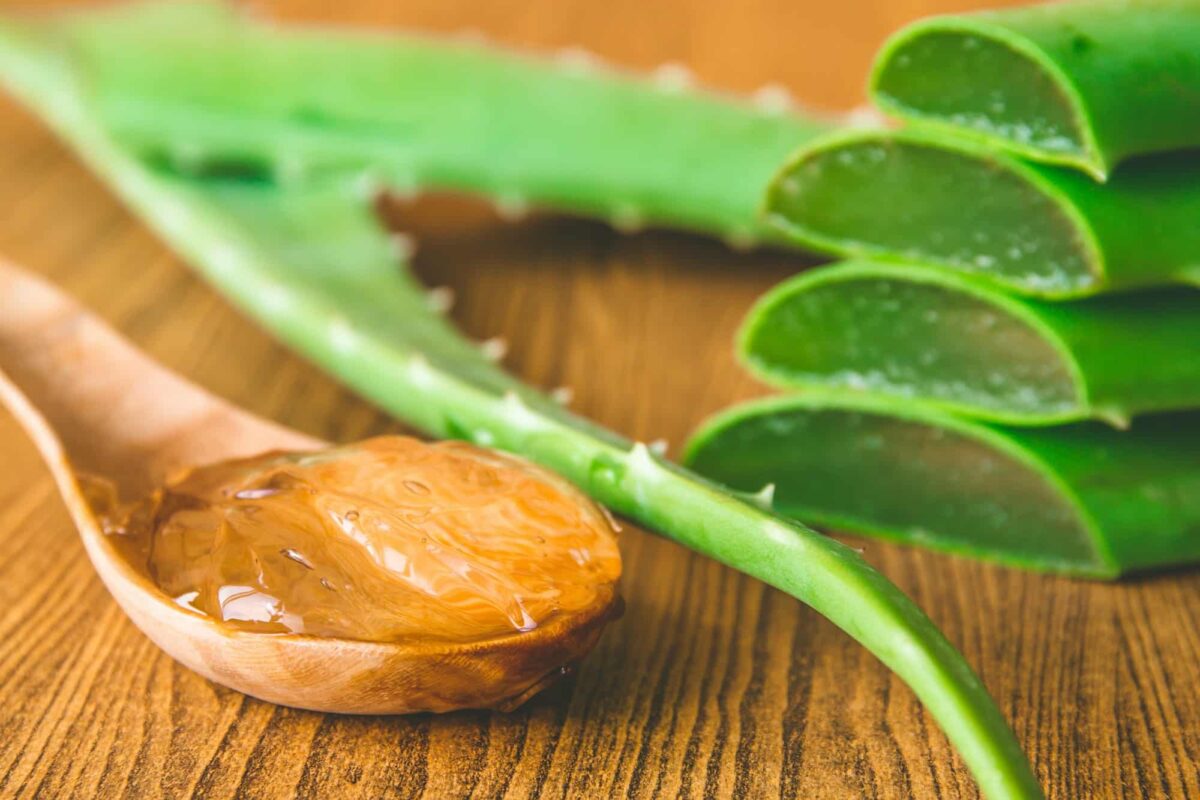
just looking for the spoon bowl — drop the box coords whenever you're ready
[0,260,616,713]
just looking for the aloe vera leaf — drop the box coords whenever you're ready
[51,0,833,247]
[869,0,1200,180]
[741,260,1200,428]
[685,392,1200,579]
[0,15,1043,800]
[765,128,1200,298]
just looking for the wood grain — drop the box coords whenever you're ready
[0,0,1197,797]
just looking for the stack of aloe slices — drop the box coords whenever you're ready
[688,0,1200,580]
[0,3,1046,797]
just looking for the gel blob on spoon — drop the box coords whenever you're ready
[96,437,621,645]
[0,262,621,714]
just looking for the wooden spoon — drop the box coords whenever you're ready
[0,260,615,714]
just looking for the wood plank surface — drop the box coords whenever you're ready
[0,1,1197,797]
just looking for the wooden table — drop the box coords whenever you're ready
[1,1,1196,797]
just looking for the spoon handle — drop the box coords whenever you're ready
[0,260,317,494]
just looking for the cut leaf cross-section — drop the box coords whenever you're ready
[741,261,1200,427]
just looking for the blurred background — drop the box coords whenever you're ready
[2,0,1034,108]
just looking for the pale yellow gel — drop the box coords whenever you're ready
[97,436,622,643]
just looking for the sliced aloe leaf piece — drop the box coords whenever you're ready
[742,260,1200,427]
[51,0,833,246]
[870,1,1200,180]
[685,393,1200,579]
[0,11,1043,798]
[765,129,1200,298]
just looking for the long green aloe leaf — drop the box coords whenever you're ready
[742,261,1200,428]
[870,0,1200,180]
[0,10,1043,799]
[53,0,834,248]
[685,393,1200,579]
[765,128,1200,298]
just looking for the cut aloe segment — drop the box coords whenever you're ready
[765,129,1200,298]
[0,9,1043,798]
[685,393,1200,578]
[742,261,1200,427]
[870,0,1200,179]
[54,0,832,246]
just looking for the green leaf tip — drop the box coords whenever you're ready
[685,392,1200,579]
